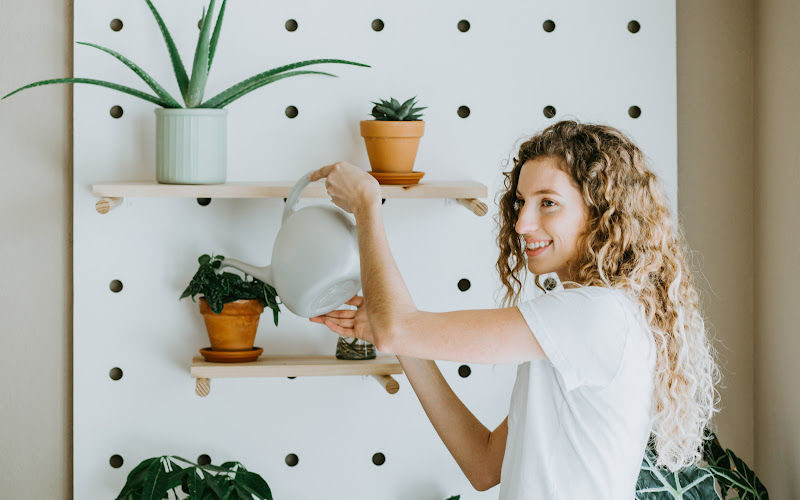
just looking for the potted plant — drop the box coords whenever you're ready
[2,0,370,185]
[180,253,281,362]
[360,96,426,184]
[115,455,273,499]
[635,426,768,499]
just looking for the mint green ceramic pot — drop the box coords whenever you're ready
[155,108,228,184]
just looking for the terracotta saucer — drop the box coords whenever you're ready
[200,346,263,363]
[368,170,425,185]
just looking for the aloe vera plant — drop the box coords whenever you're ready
[2,0,369,108]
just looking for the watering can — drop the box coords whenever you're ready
[219,169,362,318]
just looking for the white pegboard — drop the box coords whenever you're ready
[73,1,676,498]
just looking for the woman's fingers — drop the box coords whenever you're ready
[345,295,365,307]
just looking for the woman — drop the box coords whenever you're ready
[307,120,721,499]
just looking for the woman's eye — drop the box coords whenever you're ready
[542,199,556,207]
[514,198,524,208]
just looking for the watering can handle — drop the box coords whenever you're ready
[283,169,317,224]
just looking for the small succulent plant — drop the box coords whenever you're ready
[369,96,426,121]
[2,0,369,108]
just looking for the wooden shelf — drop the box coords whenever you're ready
[190,354,403,397]
[92,180,489,216]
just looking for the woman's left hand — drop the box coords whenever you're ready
[309,161,381,215]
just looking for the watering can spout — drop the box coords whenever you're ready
[219,258,274,286]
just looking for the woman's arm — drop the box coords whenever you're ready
[398,355,508,492]
[310,162,546,363]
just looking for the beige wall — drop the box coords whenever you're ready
[4,0,795,497]
[754,0,800,497]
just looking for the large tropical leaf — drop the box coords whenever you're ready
[144,0,190,104]
[2,78,167,106]
[706,449,769,500]
[199,58,369,108]
[75,42,181,108]
[140,458,170,500]
[208,0,227,73]
[186,0,216,107]
[635,446,721,500]
[202,70,336,108]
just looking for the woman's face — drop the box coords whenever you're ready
[514,155,590,284]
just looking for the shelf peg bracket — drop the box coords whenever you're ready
[96,197,123,214]
[455,198,488,216]
[195,377,211,397]
[372,374,400,394]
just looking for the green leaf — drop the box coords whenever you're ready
[187,0,217,107]
[201,70,338,109]
[208,0,227,73]
[375,105,398,118]
[75,42,182,108]
[635,445,720,500]
[140,458,170,500]
[115,457,160,499]
[390,97,400,109]
[1,78,167,106]
[707,448,769,500]
[236,470,273,500]
[199,58,369,108]
[143,0,190,104]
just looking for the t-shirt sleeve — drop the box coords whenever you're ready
[516,287,629,392]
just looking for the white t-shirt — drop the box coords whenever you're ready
[497,281,657,500]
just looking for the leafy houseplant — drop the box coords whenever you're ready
[2,0,370,184]
[115,455,273,500]
[181,254,281,360]
[360,96,427,179]
[635,427,768,499]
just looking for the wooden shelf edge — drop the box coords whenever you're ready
[91,180,488,199]
[190,354,403,397]
[190,354,403,379]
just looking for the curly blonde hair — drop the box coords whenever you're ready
[493,120,722,472]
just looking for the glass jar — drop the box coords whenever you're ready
[336,336,376,360]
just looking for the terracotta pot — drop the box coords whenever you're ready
[199,298,264,351]
[360,120,424,173]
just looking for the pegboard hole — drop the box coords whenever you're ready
[197,454,212,466]
[457,19,470,32]
[543,105,557,119]
[628,105,642,118]
[457,278,471,292]
[628,20,641,33]
[109,367,123,381]
[457,106,470,118]
[285,19,298,32]
[372,452,386,466]
[458,365,472,378]
[109,454,124,468]
[109,106,123,119]
[109,279,123,293]
[285,106,299,119]
[381,198,386,205]
[110,19,123,32]
[371,19,384,32]
[543,20,556,32]
[287,376,296,379]
[285,453,299,467]
[197,18,203,30]
[197,197,211,206]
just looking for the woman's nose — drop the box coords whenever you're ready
[515,209,539,234]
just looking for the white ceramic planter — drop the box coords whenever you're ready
[155,108,228,184]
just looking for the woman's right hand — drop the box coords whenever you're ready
[309,295,377,345]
